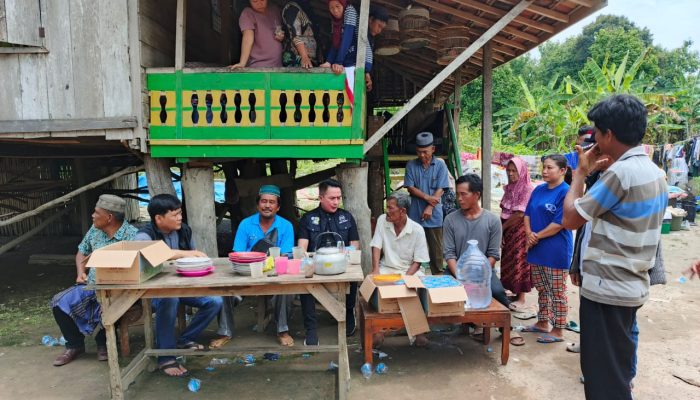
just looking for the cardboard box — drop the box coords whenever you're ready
[414,275,467,317]
[87,241,174,284]
[359,274,429,337]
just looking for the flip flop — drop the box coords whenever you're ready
[209,336,232,349]
[513,311,537,320]
[510,334,525,346]
[508,303,529,312]
[158,361,190,378]
[537,334,564,344]
[566,342,580,353]
[565,321,580,333]
[521,325,548,333]
[177,341,207,351]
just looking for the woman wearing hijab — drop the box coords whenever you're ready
[320,1,387,91]
[281,0,320,68]
[500,157,534,311]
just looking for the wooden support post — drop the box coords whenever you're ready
[182,163,217,257]
[143,155,176,197]
[127,0,146,150]
[336,163,371,275]
[355,0,370,72]
[481,41,493,211]
[363,0,533,153]
[175,0,187,70]
[73,159,91,233]
[453,72,462,176]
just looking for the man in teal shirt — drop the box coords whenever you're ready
[405,132,450,275]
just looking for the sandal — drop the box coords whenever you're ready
[277,332,294,347]
[566,342,580,353]
[565,321,580,333]
[513,311,537,320]
[521,325,549,333]
[176,341,207,351]
[537,334,564,344]
[158,361,189,378]
[209,336,232,349]
[508,303,529,312]
[510,333,525,346]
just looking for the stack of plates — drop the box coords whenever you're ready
[228,252,266,276]
[175,257,214,277]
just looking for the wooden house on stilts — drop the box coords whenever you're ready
[0,0,605,395]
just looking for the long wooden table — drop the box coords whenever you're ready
[359,298,511,366]
[89,259,364,400]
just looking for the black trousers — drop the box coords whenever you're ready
[52,306,106,349]
[301,282,357,334]
[580,296,637,400]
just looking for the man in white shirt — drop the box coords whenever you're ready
[370,191,430,275]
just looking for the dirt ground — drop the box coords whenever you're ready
[0,225,699,400]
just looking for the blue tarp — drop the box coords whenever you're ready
[137,173,226,205]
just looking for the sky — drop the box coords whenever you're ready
[529,0,700,57]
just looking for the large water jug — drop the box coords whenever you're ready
[456,240,492,309]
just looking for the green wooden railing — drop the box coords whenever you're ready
[146,68,366,159]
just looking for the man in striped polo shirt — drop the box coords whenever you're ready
[563,94,667,400]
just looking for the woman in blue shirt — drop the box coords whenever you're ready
[523,154,573,343]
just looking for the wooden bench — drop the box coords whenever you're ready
[358,298,511,366]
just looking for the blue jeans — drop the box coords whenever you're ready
[152,296,223,364]
[631,317,639,379]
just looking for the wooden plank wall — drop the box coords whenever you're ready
[138,0,236,127]
[1,0,42,46]
[0,0,133,139]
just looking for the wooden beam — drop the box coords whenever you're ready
[0,208,71,255]
[0,117,137,134]
[127,0,146,151]
[0,46,48,54]
[0,165,144,228]
[355,0,370,70]
[175,0,187,70]
[481,41,493,211]
[363,0,533,153]
[526,3,569,23]
[414,0,539,43]
[451,0,555,33]
[567,0,595,7]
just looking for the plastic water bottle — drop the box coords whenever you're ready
[456,240,492,309]
[58,336,66,346]
[41,335,59,346]
[360,363,373,379]
[375,363,388,374]
[187,378,201,392]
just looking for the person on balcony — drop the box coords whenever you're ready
[320,1,388,91]
[50,195,138,367]
[281,0,321,68]
[230,0,284,69]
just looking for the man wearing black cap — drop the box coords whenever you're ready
[50,195,138,366]
[565,126,594,171]
[405,132,450,275]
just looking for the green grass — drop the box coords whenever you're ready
[0,294,55,346]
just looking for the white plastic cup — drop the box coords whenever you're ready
[269,247,281,258]
[292,246,305,260]
[250,262,264,278]
[349,250,361,264]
